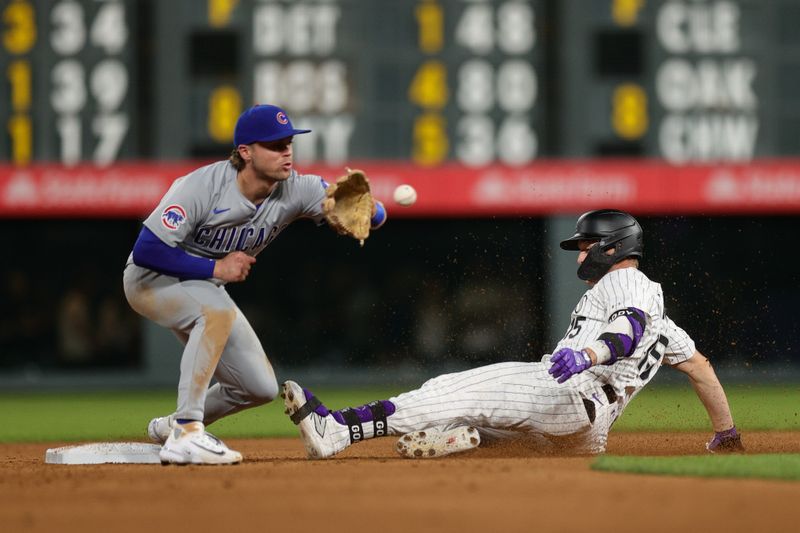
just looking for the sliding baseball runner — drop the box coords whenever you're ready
[282,209,743,458]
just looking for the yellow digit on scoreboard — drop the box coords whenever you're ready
[2,0,37,55]
[208,86,242,143]
[8,60,31,111]
[415,1,443,54]
[412,113,448,166]
[208,0,239,28]
[612,0,644,27]
[408,60,449,110]
[8,114,32,165]
[612,83,647,141]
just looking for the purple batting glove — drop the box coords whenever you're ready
[706,426,744,453]
[548,348,592,384]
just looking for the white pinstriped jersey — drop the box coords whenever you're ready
[387,266,698,453]
[662,316,695,365]
[544,267,667,401]
[544,267,700,420]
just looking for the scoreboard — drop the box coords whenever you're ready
[152,0,546,166]
[0,0,137,166]
[2,0,800,167]
[560,0,772,162]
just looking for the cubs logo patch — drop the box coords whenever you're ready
[161,204,187,230]
[276,111,289,125]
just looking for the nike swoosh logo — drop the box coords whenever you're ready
[313,413,327,437]
[193,442,226,456]
[213,207,231,215]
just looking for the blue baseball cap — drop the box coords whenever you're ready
[233,104,311,146]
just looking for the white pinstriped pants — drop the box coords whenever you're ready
[388,362,618,454]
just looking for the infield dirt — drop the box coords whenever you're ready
[2,431,798,533]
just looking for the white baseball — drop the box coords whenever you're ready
[393,184,417,207]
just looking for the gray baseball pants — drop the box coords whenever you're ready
[123,264,278,422]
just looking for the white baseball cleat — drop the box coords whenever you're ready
[281,380,350,459]
[395,426,480,459]
[147,414,174,445]
[159,421,242,465]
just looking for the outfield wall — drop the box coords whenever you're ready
[1,197,797,389]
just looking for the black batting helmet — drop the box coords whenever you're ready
[560,209,643,281]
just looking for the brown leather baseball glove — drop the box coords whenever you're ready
[322,169,373,246]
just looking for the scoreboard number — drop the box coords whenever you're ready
[612,83,648,141]
[3,0,37,55]
[208,86,242,144]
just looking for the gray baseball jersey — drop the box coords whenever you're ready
[123,160,328,423]
[140,161,326,262]
[388,267,694,454]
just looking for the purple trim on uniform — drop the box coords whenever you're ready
[331,400,395,425]
[599,307,646,362]
[132,226,215,279]
[626,307,646,342]
[600,334,633,363]
[304,388,331,417]
[300,387,396,426]
[370,200,387,229]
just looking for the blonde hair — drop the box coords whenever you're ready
[229,148,246,171]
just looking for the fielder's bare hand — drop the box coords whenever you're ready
[213,251,256,282]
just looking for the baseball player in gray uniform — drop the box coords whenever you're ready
[123,104,386,465]
[282,209,743,459]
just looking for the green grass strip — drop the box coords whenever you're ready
[612,385,800,431]
[0,384,797,443]
[592,454,800,481]
[0,388,403,443]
